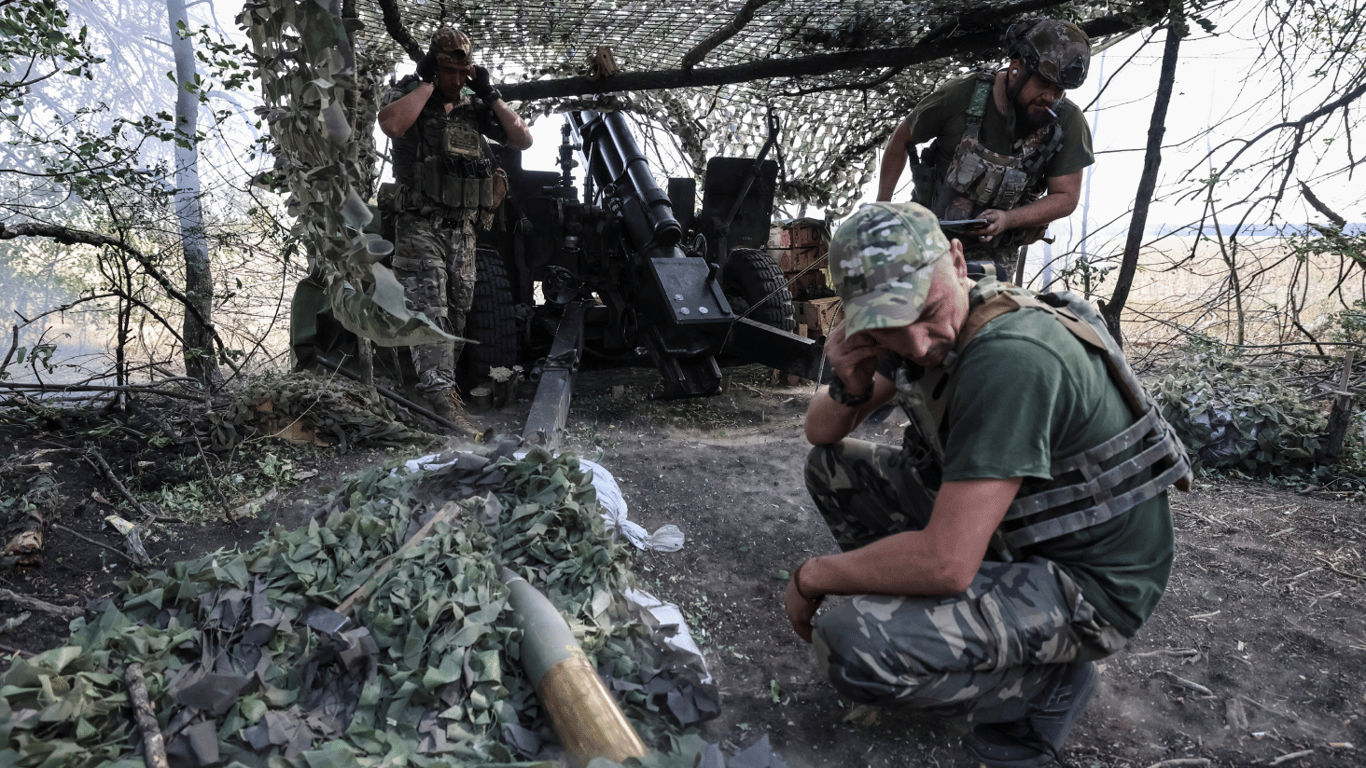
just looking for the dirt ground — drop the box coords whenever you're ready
[2,364,1364,768]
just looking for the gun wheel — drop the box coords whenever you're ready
[722,248,795,333]
[459,249,519,389]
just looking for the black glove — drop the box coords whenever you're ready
[416,51,439,83]
[469,65,501,102]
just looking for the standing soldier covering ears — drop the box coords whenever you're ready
[377,28,532,421]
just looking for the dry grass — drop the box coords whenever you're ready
[1081,236,1365,351]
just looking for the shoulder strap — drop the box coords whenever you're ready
[955,290,1021,354]
[963,70,995,140]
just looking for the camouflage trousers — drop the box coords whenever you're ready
[391,212,478,397]
[804,438,1128,723]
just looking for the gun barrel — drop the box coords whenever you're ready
[571,110,683,249]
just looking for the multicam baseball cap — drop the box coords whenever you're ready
[1007,18,1090,89]
[830,202,953,336]
[431,27,473,68]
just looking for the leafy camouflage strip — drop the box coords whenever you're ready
[238,0,455,349]
[804,439,1127,721]
[811,557,1125,723]
[0,449,720,766]
[392,214,480,396]
[1155,351,1325,471]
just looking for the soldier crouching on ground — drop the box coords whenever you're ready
[377,28,532,420]
[784,202,1191,766]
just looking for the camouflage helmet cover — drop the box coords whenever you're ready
[829,202,953,336]
[430,27,473,70]
[1007,18,1090,89]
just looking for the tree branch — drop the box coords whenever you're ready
[1300,181,1348,229]
[0,221,239,375]
[1105,22,1181,338]
[374,0,422,62]
[1210,78,1366,178]
[680,0,779,70]
[500,13,1139,102]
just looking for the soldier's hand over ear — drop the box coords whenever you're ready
[469,66,500,102]
[824,324,885,397]
[416,51,439,83]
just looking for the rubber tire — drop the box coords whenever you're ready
[459,249,518,387]
[722,248,796,332]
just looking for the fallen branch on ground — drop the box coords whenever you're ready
[0,588,82,618]
[124,663,170,768]
[50,523,143,566]
[86,452,157,520]
[1159,670,1213,696]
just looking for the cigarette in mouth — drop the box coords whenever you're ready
[1046,106,1059,119]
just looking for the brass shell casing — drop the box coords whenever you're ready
[538,655,648,768]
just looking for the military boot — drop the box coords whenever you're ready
[429,387,474,433]
[962,661,1098,768]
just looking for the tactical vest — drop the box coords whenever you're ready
[380,77,507,230]
[910,71,1064,225]
[894,279,1192,556]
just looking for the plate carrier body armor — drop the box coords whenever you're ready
[379,75,506,230]
[909,71,1065,224]
[893,280,1192,557]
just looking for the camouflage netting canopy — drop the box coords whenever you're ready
[238,0,1167,354]
[353,0,1168,216]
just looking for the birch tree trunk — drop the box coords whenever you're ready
[166,0,217,386]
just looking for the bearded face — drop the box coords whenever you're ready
[1009,69,1066,134]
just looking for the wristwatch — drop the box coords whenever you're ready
[827,374,873,408]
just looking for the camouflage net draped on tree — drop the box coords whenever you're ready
[0,447,722,767]
[237,0,455,349]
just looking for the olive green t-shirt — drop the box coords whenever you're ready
[894,300,1173,638]
[905,73,1095,180]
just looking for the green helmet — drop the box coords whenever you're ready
[1006,18,1090,89]
[829,202,952,336]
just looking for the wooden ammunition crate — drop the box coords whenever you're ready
[767,218,832,299]
[792,296,843,338]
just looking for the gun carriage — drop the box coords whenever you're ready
[293,109,829,446]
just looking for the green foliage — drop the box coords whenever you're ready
[256,451,294,485]
[1154,350,1326,471]
[1056,254,1114,300]
[0,0,103,111]
[0,448,707,764]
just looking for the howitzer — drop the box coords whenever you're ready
[291,108,829,445]
[478,109,829,446]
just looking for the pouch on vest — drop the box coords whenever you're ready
[461,177,480,210]
[996,167,1030,209]
[909,143,938,208]
[443,119,483,160]
[422,157,446,204]
[949,146,984,191]
[377,182,399,213]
